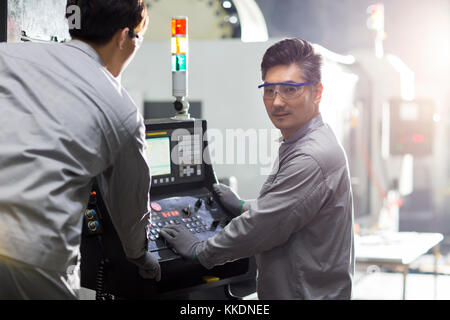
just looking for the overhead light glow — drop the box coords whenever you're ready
[433,113,441,123]
[229,15,238,24]
[386,54,415,101]
[232,0,268,42]
[313,44,356,65]
[222,1,232,9]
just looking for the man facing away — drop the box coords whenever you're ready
[0,0,160,299]
[161,38,355,300]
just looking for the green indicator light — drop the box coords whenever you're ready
[171,55,187,72]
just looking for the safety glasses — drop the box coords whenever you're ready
[128,30,144,49]
[258,81,312,100]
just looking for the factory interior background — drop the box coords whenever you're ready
[1,0,449,300]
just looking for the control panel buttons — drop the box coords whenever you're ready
[195,199,203,211]
[85,209,96,219]
[182,205,192,217]
[88,220,99,231]
[151,202,162,212]
[88,192,97,205]
[146,195,228,257]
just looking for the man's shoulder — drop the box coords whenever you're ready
[0,42,64,59]
[295,124,348,174]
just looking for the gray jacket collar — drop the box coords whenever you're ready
[281,113,324,145]
[64,40,104,66]
[64,40,123,85]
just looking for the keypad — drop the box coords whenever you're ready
[147,214,208,242]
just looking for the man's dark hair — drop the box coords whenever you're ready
[66,0,149,45]
[261,38,322,84]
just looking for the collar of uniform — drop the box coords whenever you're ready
[64,40,104,66]
[65,40,123,88]
[280,113,324,145]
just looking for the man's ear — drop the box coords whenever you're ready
[313,83,323,105]
[116,28,130,50]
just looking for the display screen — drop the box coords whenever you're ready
[146,137,171,176]
[177,134,202,165]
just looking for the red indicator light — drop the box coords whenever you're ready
[412,134,424,143]
[162,212,167,218]
[172,19,187,36]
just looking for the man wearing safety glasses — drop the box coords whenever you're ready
[161,38,354,300]
[0,0,159,299]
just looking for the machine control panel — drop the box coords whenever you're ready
[146,194,229,262]
[81,119,250,298]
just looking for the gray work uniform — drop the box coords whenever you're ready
[0,40,151,299]
[197,114,354,300]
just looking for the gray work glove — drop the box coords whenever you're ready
[128,252,161,281]
[213,183,246,217]
[160,225,202,263]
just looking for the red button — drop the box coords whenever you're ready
[151,202,162,212]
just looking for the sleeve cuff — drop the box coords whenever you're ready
[243,199,256,212]
[195,242,215,269]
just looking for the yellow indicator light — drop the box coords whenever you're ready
[171,37,188,54]
[202,276,220,283]
[146,132,168,137]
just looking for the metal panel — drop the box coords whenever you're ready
[0,0,6,42]
[7,0,70,42]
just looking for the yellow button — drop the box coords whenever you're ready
[202,276,220,283]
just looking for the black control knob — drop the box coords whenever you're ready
[182,205,192,217]
[85,209,96,219]
[195,199,203,211]
[206,196,214,206]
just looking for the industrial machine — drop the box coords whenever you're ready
[80,118,251,299]
[80,17,252,299]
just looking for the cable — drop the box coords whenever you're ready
[94,235,114,300]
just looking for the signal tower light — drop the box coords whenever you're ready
[366,3,385,58]
[171,17,190,119]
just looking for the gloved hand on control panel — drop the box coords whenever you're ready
[213,183,248,218]
[128,252,161,281]
[160,225,202,263]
